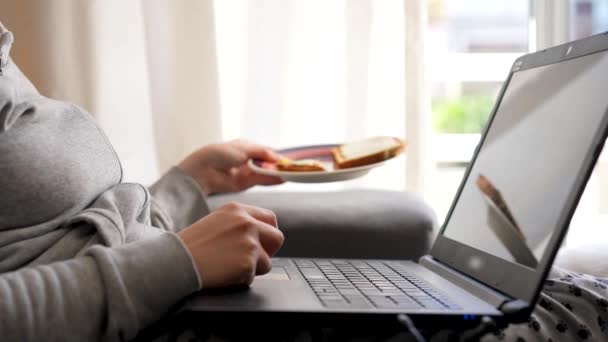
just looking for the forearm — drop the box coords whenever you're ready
[0,233,200,342]
[148,167,211,232]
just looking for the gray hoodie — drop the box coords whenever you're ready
[0,23,208,341]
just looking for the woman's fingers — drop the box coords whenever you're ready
[236,204,284,256]
[256,222,284,258]
[255,249,273,276]
[237,203,278,227]
[235,165,284,190]
[231,139,281,162]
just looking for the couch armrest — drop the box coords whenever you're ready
[207,190,437,260]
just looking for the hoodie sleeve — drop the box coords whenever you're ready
[0,232,201,342]
[148,167,211,233]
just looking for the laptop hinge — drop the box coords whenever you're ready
[419,255,513,309]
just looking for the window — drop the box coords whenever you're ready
[427,0,531,220]
[569,0,608,40]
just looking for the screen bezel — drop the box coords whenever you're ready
[430,31,608,304]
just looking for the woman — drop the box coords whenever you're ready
[0,21,285,341]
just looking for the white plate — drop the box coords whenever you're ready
[247,144,392,183]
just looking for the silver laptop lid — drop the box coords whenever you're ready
[431,32,608,303]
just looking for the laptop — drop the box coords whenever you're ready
[184,32,608,330]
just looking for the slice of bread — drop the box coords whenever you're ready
[332,136,405,169]
[276,158,326,172]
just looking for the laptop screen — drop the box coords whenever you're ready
[442,48,608,269]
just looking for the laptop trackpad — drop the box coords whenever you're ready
[256,266,290,281]
[185,263,320,311]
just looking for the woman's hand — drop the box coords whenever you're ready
[178,202,284,288]
[178,139,284,195]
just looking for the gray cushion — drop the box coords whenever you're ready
[207,190,437,260]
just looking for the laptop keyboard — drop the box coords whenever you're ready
[294,259,459,310]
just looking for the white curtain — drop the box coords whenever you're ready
[0,0,222,185]
[215,0,430,192]
[0,0,429,193]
